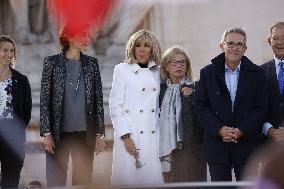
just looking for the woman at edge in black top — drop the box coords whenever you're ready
[0,35,32,188]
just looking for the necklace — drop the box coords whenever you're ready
[65,61,81,91]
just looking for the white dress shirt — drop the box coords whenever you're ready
[225,63,241,112]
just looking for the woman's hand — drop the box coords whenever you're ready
[43,135,55,154]
[123,137,137,156]
[95,134,105,155]
[181,86,193,96]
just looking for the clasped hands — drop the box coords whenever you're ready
[218,126,243,143]
[268,127,284,143]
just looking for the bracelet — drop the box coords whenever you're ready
[96,133,105,139]
[120,133,130,140]
[43,132,51,137]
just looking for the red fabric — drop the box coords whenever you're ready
[48,0,114,36]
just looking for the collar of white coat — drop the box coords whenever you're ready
[131,60,157,73]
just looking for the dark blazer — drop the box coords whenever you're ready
[159,82,206,181]
[159,82,204,150]
[261,60,284,129]
[40,52,104,146]
[11,68,32,127]
[195,53,267,164]
[0,68,31,145]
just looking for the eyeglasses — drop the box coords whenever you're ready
[224,41,245,48]
[169,60,187,67]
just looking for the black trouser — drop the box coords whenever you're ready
[208,163,245,181]
[0,120,25,188]
[46,132,94,186]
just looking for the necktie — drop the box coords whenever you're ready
[278,62,284,93]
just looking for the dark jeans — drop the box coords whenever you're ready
[0,120,25,188]
[46,132,94,186]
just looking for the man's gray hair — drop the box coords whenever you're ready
[221,27,247,44]
[270,22,284,35]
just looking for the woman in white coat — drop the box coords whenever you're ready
[110,29,163,185]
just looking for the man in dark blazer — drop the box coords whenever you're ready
[261,22,284,142]
[195,28,267,181]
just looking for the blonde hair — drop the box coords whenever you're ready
[160,46,193,82]
[0,35,16,68]
[125,29,161,65]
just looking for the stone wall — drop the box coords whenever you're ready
[150,0,284,79]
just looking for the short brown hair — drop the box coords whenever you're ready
[59,24,90,54]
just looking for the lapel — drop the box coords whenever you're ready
[212,53,231,102]
[268,60,281,96]
[11,68,18,89]
[131,63,142,74]
[11,68,19,107]
[54,53,67,109]
[81,53,93,107]
[233,56,256,109]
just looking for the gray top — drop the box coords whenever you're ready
[62,59,87,132]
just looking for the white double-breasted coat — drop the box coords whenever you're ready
[109,62,163,185]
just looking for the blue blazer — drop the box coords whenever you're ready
[195,53,267,164]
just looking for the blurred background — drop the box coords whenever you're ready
[0,0,283,187]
